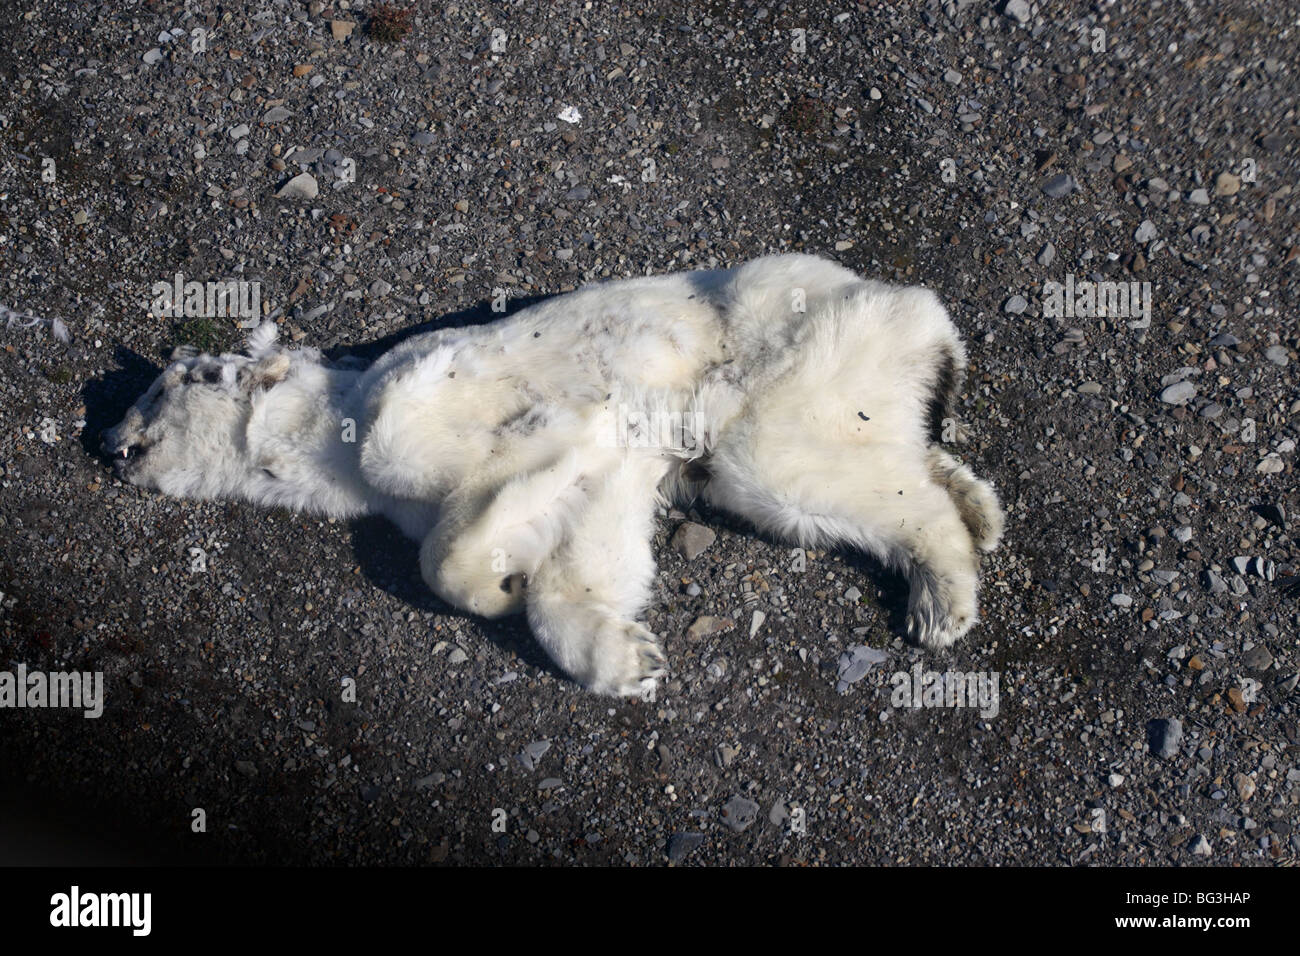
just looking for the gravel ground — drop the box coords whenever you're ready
[1,0,1297,866]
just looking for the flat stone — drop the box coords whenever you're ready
[1159,381,1196,404]
[1243,645,1274,670]
[1041,173,1076,198]
[686,616,732,642]
[1214,172,1241,196]
[276,172,319,200]
[671,522,716,560]
[1003,0,1031,23]
[666,832,704,862]
[836,644,889,690]
[1148,717,1182,759]
[720,795,760,833]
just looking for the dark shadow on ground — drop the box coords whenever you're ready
[683,498,916,643]
[346,514,563,680]
[0,783,224,866]
[77,346,162,460]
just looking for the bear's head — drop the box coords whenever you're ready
[102,323,291,498]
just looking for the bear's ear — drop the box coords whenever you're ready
[238,352,291,391]
[246,321,279,358]
[171,344,199,361]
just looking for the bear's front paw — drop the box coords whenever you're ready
[583,620,666,699]
[906,572,977,651]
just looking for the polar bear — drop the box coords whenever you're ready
[104,254,1002,697]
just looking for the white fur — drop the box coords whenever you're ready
[104,254,1003,697]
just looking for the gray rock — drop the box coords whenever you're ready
[667,831,704,862]
[1149,718,1183,759]
[720,795,760,832]
[1003,0,1031,23]
[836,644,889,690]
[413,772,445,790]
[276,172,319,200]
[1004,294,1029,314]
[1158,381,1196,404]
[1041,174,1076,198]
[671,522,716,560]
[1243,645,1274,670]
[517,740,551,771]
[1264,345,1289,366]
